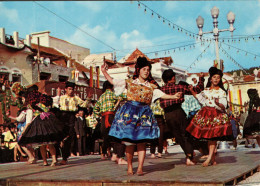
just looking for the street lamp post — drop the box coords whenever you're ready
[196,6,235,70]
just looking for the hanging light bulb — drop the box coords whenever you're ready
[254,56,256,60]
[258,36,260,41]
[184,47,186,51]
[245,52,247,56]
[138,3,140,9]
[163,19,165,24]
[178,28,180,32]
[158,15,161,20]
[168,23,171,27]
[173,25,175,29]
[144,8,147,14]
[151,12,154,17]
[173,49,175,53]
[237,50,239,53]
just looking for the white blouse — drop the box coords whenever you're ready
[196,88,227,111]
[16,109,33,125]
[113,78,165,103]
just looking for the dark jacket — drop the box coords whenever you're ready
[75,117,86,137]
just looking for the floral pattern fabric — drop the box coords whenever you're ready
[186,88,233,140]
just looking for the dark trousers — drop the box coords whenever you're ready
[59,111,76,161]
[77,136,86,155]
[188,111,209,155]
[164,104,194,160]
[113,142,125,158]
[150,115,165,154]
[100,113,114,155]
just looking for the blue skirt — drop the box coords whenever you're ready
[109,101,160,143]
[17,121,26,142]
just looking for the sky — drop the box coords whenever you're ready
[0,1,260,73]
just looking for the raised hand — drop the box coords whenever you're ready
[101,62,108,73]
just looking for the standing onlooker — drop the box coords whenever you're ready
[75,109,87,156]
[230,114,238,150]
[240,110,256,148]
[243,89,260,147]
[85,107,98,154]
[150,99,166,158]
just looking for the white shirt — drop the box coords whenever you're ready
[16,109,33,125]
[196,88,227,111]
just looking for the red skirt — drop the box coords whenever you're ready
[186,107,233,140]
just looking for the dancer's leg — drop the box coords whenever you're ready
[136,143,146,175]
[125,145,135,175]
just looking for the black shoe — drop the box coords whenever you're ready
[252,144,256,148]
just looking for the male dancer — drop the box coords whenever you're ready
[93,81,127,164]
[160,69,204,165]
[54,81,90,165]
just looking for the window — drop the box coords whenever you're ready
[59,75,68,82]
[40,72,51,80]
[12,74,21,83]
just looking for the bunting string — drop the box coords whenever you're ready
[219,45,251,76]
[186,42,211,71]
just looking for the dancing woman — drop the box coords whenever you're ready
[18,87,64,166]
[186,67,233,166]
[243,89,260,146]
[8,90,36,164]
[101,57,181,175]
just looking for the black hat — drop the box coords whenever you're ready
[135,57,151,70]
[209,67,223,78]
[162,69,176,83]
[65,81,75,88]
[102,81,113,93]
